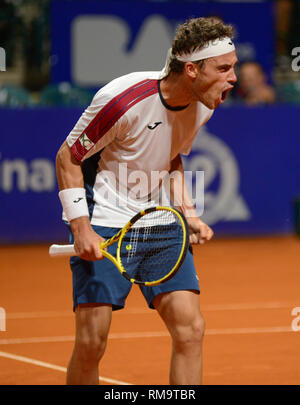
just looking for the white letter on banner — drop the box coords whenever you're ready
[0,47,6,71]
[291,47,300,72]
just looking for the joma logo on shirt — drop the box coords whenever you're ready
[147,122,162,130]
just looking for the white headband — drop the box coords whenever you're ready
[176,37,235,62]
[158,37,235,79]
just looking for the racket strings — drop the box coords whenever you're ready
[120,209,186,283]
[126,227,139,260]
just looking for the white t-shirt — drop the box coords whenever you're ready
[66,71,214,227]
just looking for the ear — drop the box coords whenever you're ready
[185,62,198,80]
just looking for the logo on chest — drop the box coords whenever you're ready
[147,122,162,130]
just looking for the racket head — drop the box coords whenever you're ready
[115,206,189,286]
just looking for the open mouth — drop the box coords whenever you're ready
[221,89,231,102]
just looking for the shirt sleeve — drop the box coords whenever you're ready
[66,89,128,162]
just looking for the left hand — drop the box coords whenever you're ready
[187,217,214,245]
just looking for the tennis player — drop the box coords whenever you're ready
[56,17,237,385]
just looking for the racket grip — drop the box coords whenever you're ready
[49,244,76,257]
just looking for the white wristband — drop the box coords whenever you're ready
[58,188,89,222]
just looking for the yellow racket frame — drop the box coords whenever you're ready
[99,206,188,286]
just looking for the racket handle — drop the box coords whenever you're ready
[49,244,76,257]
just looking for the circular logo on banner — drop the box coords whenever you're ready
[182,126,251,226]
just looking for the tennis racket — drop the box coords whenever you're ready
[49,206,189,286]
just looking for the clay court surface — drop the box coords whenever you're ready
[0,234,299,385]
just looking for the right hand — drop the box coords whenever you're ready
[70,217,105,261]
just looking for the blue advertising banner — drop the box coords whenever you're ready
[0,109,77,243]
[50,0,274,88]
[182,105,300,236]
[1,105,299,243]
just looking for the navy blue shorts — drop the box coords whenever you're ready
[68,224,200,311]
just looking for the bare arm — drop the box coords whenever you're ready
[56,141,84,190]
[169,154,214,244]
[56,141,105,260]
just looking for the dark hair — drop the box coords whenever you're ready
[169,17,235,73]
